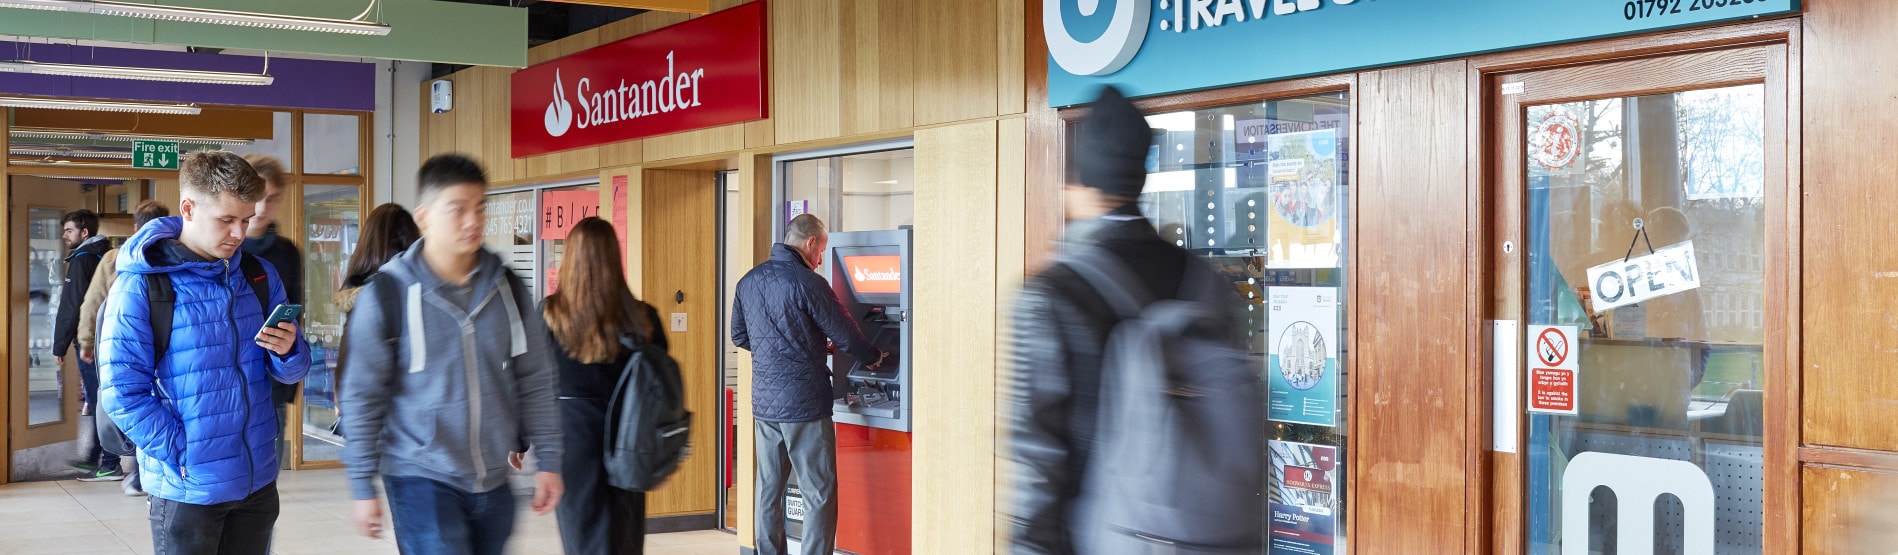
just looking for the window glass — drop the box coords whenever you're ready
[1135,92,1353,554]
[779,148,915,277]
[299,184,361,462]
[302,113,362,176]
[485,190,539,295]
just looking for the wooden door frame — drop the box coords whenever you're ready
[1470,20,1801,554]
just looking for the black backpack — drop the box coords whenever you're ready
[603,336,692,492]
[1062,249,1267,553]
[97,256,271,457]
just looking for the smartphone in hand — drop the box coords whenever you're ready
[259,304,303,337]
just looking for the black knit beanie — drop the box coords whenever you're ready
[1075,85,1152,198]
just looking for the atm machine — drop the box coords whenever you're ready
[786,228,913,554]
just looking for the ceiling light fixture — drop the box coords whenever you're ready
[9,147,134,160]
[11,128,252,145]
[0,60,274,85]
[0,96,201,114]
[0,0,390,36]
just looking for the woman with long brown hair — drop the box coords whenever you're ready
[542,217,666,555]
[329,203,419,437]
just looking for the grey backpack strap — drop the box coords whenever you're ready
[1059,250,1151,319]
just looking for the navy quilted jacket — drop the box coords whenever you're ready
[731,244,878,422]
[99,216,311,505]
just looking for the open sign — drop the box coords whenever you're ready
[1584,241,1701,313]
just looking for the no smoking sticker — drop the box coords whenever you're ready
[1526,325,1579,415]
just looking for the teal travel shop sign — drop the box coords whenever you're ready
[1044,0,1798,107]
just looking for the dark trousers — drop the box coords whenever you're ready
[384,475,516,555]
[77,357,120,473]
[755,419,837,555]
[148,482,279,555]
[557,399,646,555]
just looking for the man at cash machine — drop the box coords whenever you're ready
[732,213,890,555]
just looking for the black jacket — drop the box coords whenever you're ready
[731,243,879,422]
[1005,208,1229,554]
[242,229,303,406]
[54,236,111,357]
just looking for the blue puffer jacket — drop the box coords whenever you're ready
[731,243,878,422]
[99,216,310,505]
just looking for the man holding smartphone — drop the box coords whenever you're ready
[98,151,310,555]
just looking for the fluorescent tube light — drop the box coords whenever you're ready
[0,60,274,86]
[10,128,251,146]
[0,0,391,36]
[0,96,201,114]
[10,147,134,160]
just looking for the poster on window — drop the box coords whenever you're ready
[1264,129,1341,268]
[1269,287,1339,428]
[1270,440,1339,555]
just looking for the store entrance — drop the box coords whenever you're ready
[1483,45,1794,554]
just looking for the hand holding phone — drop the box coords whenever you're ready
[256,304,302,356]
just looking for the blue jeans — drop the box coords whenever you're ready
[383,476,516,555]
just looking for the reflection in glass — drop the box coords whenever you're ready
[780,148,915,279]
[27,207,67,426]
[301,185,361,461]
[1524,84,1766,554]
[1131,92,1353,553]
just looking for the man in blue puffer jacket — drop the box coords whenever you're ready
[732,214,887,555]
[99,151,311,555]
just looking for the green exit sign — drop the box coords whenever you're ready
[132,140,180,170]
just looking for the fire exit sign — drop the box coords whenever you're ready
[132,140,180,170]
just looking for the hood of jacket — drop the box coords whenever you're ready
[118,216,231,280]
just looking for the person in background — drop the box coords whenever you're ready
[239,154,304,470]
[327,203,420,437]
[77,200,170,495]
[540,217,666,555]
[1005,86,1241,553]
[731,213,887,555]
[55,208,117,481]
[99,151,310,554]
[341,154,563,554]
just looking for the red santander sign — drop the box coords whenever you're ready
[511,1,766,158]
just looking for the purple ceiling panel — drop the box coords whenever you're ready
[0,41,373,112]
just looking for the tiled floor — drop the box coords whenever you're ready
[0,468,738,555]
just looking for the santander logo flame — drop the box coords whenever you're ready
[545,69,574,137]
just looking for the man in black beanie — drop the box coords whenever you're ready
[1003,86,1246,553]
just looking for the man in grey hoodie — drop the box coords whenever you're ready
[340,154,563,554]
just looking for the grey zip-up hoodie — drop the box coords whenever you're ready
[339,240,561,500]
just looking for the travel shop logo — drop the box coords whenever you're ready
[541,52,706,138]
[1044,0,1365,77]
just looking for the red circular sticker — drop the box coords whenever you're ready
[1529,112,1581,171]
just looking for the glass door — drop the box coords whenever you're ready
[298,184,362,465]
[1487,45,1791,554]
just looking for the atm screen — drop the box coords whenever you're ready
[836,247,904,305]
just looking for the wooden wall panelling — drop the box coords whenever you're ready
[912,120,1000,553]
[481,67,524,183]
[644,125,747,164]
[453,68,492,178]
[1021,0,1061,272]
[994,0,1025,116]
[772,0,844,144]
[1352,60,1472,553]
[992,116,1027,551]
[838,0,916,136]
[0,114,9,483]
[1763,40,1801,553]
[914,0,999,126]
[641,169,721,516]
[1802,466,1898,554]
[745,118,776,150]
[1802,0,1898,453]
[732,151,773,549]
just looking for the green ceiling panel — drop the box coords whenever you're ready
[0,0,526,67]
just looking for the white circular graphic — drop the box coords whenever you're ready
[1043,0,1150,76]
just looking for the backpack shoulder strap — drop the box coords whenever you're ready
[1059,248,1152,319]
[239,254,271,316]
[144,273,176,361]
